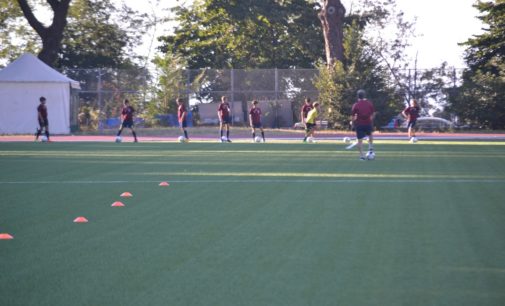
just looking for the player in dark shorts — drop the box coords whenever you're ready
[351,89,376,160]
[35,96,50,141]
[218,96,232,142]
[249,100,265,142]
[116,99,138,142]
[177,98,189,140]
[402,99,421,142]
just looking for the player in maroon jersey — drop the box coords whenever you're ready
[351,89,376,160]
[249,100,265,142]
[116,99,138,142]
[177,98,190,140]
[35,96,50,141]
[300,97,313,127]
[217,96,232,142]
[402,99,421,142]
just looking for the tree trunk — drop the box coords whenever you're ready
[318,0,346,66]
[17,0,71,67]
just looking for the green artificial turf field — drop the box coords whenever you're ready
[1,140,504,305]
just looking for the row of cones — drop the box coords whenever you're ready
[2,182,171,237]
[73,181,170,224]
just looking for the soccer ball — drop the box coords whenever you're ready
[221,136,228,142]
[115,136,122,143]
[178,136,187,143]
[41,135,48,142]
[306,137,316,143]
[410,137,418,143]
[254,136,262,143]
[343,137,351,144]
[366,151,376,160]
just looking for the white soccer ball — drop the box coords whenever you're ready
[366,151,376,160]
[221,136,228,142]
[307,137,316,143]
[254,136,262,143]
[178,136,187,143]
[115,136,122,143]
[410,137,418,143]
[343,137,351,144]
[41,135,48,142]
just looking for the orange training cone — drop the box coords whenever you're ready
[120,192,132,197]
[0,233,14,240]
[111,201,125,207]
[73,216,88,223]
[159,182,170,186]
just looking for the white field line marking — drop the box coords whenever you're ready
[1,179,504,184]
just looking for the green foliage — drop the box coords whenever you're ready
[158,0,324,69]
[58,0,148,69]
[314,21,402,129]
[449,0,505,129]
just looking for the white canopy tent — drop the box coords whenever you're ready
[0,53,80,134]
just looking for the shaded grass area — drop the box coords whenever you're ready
[1,141,505,305]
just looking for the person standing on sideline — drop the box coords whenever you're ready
[249,100,265,142]
[402,99,420,142]
[35,96,50,141]
[300,97,313,128]
[217,96,232,142]
[303,102,320,142]
[351,89,375,160]
[116,99,138,142]
[177,98,190,141]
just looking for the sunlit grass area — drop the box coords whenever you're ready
[1,141,505,305]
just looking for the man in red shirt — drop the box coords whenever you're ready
[35,96,50,141]
[116,99,138,142]
[351,89,375,160]
[402,99,420,142]
[177,98,189,140]
[249,100,265,142]
[217,96,232,142]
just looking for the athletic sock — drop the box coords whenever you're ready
[184,130,188,139]
[261,131,265,140]
[226,130,230,139]
[252,132,256,140]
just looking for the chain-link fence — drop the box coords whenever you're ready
[66,68,464,133]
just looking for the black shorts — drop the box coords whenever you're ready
[252,122,262,129]
[221,115,231,125]
[121,120,134,128]
[38,118,49,128]
[305,123,316,133]
[355,124,373,139]
[407,120,417,129]
[179,120,187,128]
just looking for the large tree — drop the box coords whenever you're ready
[447,0,505,129]
[159,0,324,69]
[318,0,346,65]
[17,0,71,67]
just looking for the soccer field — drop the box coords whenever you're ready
[1,140,505,305]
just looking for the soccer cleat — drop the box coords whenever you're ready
[359,156,366,161]
[227,139,232,143]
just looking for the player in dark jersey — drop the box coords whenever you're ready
[351,89,376,160]
[402,99,421,142]
[300,97,313,127]
[249,100,265,142]
[177,98,189,140]
[116,99,138,142]
[217,96,232,142]
[35,96,50,141]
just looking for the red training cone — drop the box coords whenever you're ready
[159,182,170,186]
[0,233,14,240]
[73,216,88,223]
[120,192,133,197]
[111,201,125,207]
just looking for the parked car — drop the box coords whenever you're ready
[401,117,454,132]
